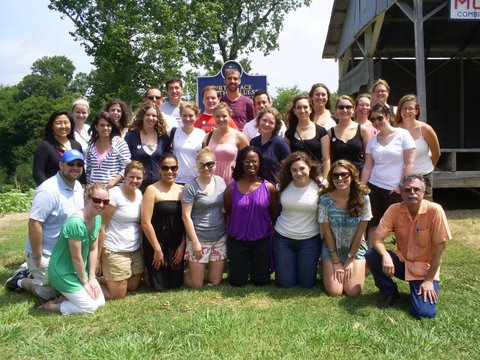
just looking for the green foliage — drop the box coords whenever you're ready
[16,56,76,100]
[0,190,33,214]
[48,0,312,101]
[0,57,76,192]
[272,85,304,118]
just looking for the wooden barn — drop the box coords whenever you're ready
[323,0,480,190]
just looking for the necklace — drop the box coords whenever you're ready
[299,124,311,131]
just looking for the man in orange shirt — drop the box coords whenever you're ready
[366,174,451,318]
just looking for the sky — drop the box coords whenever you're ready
[0,0,338,96]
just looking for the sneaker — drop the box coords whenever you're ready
[5,269,29,291]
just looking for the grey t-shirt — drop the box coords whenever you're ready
[182,175,226,242]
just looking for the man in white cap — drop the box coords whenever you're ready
[5,149,85,300]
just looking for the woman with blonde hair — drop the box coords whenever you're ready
[182,147,227,288]
[394,94,440,200]
[203,102,249,184]
[319,160,372,296]
[72,98,91,155]
[171,101,206,184]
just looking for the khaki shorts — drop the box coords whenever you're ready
[185,235,227,264]
[101,248,144,282]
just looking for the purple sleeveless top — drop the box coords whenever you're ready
[227,180,272,241]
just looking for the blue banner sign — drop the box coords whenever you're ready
[196,60,268,112]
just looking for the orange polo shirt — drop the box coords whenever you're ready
[376,200,451,281]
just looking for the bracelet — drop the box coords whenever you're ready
[327,247,337,254]
[31,255,42,260]
[333,261,341,265]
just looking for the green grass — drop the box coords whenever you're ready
[1,214,479,359]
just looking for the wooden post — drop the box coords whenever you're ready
[413,0,427,122]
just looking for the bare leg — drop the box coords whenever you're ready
[344,259,366,297]
[322,259,343,296]
[205,260,226,286]
[184,262,206,289]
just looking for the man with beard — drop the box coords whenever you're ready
[365,174,451,318]
[220,68,255,130]
[5,150,85,300]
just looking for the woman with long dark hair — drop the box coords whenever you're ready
[284,94,330,183]
[33,109,84,186]
[319,160,372,297]
[224,146,277,287]
[86,111,131,188]
[273,151,322,288]
[103,98,131,137]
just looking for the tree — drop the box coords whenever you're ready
[49,0,184,106]
[176,0,311,71]
[48,0,312,102]
[272,85,304,118]
[16,56,76,100]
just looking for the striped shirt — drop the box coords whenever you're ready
[86,136,131,184]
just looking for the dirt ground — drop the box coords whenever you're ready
[0,212,28,227]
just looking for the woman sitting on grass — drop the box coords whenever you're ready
[41,183,108,315]
[97,161,145,299]
[319,160,372,297]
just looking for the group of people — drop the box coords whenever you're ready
[6,75,451,319]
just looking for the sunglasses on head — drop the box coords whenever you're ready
[160,165,178,172]
[67,161,84,168]
[332,172,351,180]
[91,197,110,205]
[147,95,162,100]
[198,161,215,169]
[369,115,385,122]
[337,105,353,110]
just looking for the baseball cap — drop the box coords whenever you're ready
[60,149,84,163]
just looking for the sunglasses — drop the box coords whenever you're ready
[198,161,215,169]
[147,95,162,100]
[403,187,423,194]
[332,172,351,180]
[66,162,84,168]
[160,165,179,172]
[91,197,110,205]
[337,105,353,110]
[369,115,385,122]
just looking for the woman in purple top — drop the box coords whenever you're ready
[224,146,278,286]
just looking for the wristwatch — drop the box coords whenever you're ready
[347,253,353,259]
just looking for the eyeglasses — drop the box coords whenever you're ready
[375,89,388,93]
[402,107,417,112]
[198,161,215,169]
[332,172,351,180]
[91,197,110,205]
[66,162,84,168]
[403,187,423,194]
[337,105,353,110]
[147,95,162,100]
[160,165,179,172]
[243,160,258,165]
[369,115,385,122]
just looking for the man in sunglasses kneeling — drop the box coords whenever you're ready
[5,150,85,301]
[365,174,451,318]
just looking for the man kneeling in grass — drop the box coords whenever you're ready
[365,174,451,318]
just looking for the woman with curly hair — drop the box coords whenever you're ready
[319,159,372,296]
[224,146,278,287]
[104,98,131,137]
[125,102,170,192]
[273,151,322,288]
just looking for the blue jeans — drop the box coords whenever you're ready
[273,233,321,288]
[365,248,439,318]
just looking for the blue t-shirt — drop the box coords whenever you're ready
[250,134,290,184]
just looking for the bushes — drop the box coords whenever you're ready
[0,190,33,214]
